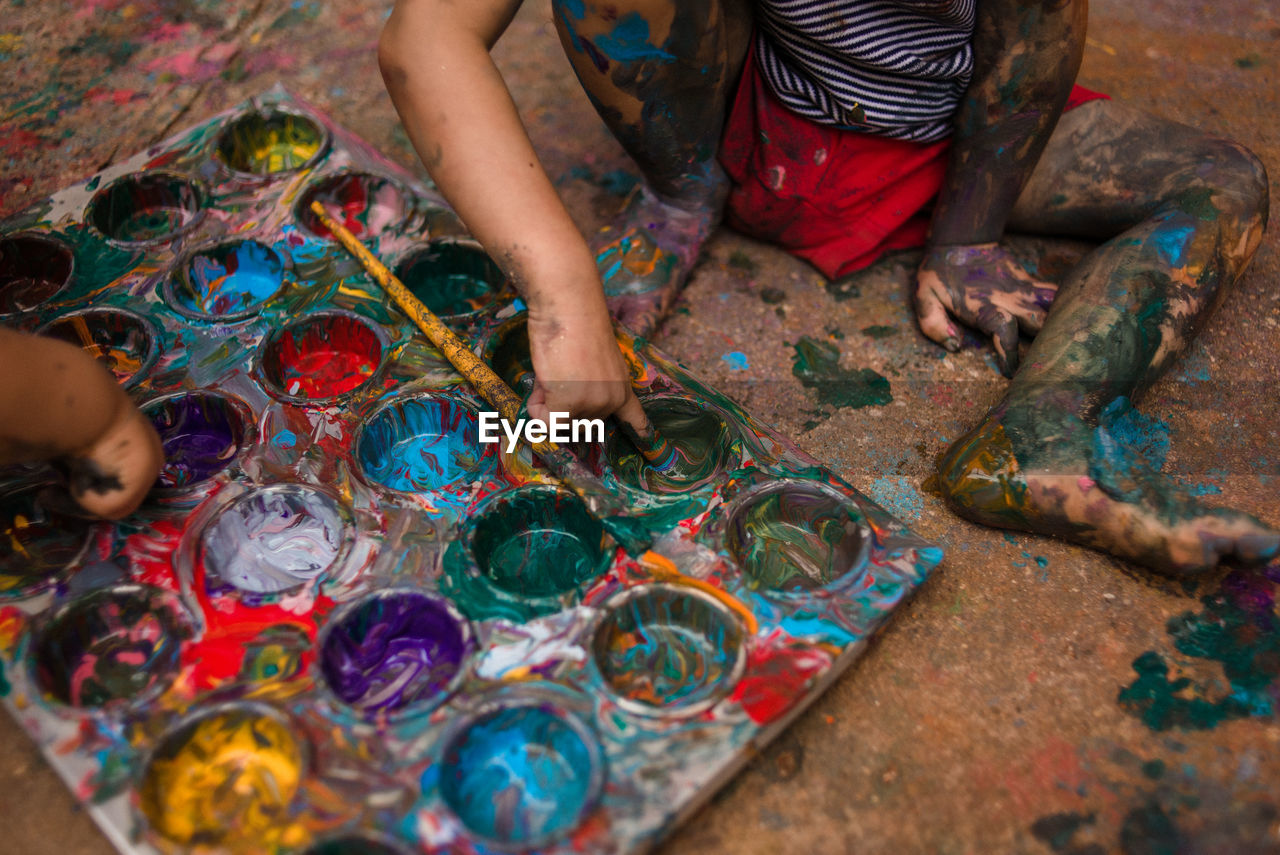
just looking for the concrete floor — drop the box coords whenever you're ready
[2,1,1279,852]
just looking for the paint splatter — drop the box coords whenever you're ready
[1118,564,1280,731]
[791,335,892,410]
[867,476,923,522]
[722,351,749,371]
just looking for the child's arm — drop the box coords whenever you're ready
[914,0,1087,376]
[0,328,162,519]
[379,0,634,423]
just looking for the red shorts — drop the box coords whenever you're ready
[718,50,1109,279]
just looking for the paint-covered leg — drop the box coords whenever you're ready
[552,0,751,334]
[936,102,1276,574]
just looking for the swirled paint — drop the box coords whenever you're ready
[40,309,153,385]
[139,706,304,848]
[440,704,600,847]
[727,483,869,593]
[146,392,245,489]
[202,486,349,595]
[319,590,469,717]
[87,172,202,243]
[356,394,495,493]
[468,486,610,599]
[176,240,284,318]
[32,586,182,708]
[606,396,737,493]
[262,313,383,400]
[394,240,505,320]
[215,110,325,175]
[593,585,745,713]
[297,172,408,240]
[0,234,73,315]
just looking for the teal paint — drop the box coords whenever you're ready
[593,13,675,64]
[1118,565,1280,731]
[791,336,892,410]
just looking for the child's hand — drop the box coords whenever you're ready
[914,242,1059,377]
[525,304,633,424]
[60,402,164,520]
[0,329,163,519]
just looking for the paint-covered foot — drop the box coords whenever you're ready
[935,405,1280,575]
[596,186,718,336]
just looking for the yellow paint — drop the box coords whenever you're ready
[639,551,759,635]
[140,710,304,848]
[0,34,23,53]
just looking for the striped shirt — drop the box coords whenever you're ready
[755,0,976,142]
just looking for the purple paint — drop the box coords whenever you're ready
[144,392,247,490]
[319,589,470,719]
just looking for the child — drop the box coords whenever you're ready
[378,0,1277,574]
[0,328,162,519]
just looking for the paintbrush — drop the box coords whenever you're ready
[309,201,659,553]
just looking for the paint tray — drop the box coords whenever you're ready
[0,86,942,855]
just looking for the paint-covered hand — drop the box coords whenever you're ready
[526,307,633,424]
[914,242,1058,377]
[59,404,164,520]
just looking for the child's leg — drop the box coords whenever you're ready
[936,99,1275,573]
[551,0,752,333]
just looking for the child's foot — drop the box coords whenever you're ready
[935,404,1279,575]
[595,186,719,336]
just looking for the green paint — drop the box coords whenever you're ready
[1120,803,1181,855]
[1118,566,1279,731]
[0,661,9,696]
[791,336,892,410]
[860,325,897,339]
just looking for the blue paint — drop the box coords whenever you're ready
[592,13,675,64]
[439,705,597,846]
[1090,397,1171,497]
[867,476,922,522]
[1151,222,1195,267]
[722,351,749,371]
[271,429,297,449]
[357,396,497,493]
[182,240,284,318]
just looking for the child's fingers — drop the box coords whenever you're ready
[977,309,1021,378]
[913,271,961,351]
[68,408,163,520]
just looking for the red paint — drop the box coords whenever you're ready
[730,630,834,724]
[273,315,381,399]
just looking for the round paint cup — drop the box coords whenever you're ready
[86,170,205,246]
[462,484,614,606]
[199,484,354,599]
[37,306,160,390]
[256,310,387,404]
[137,701,308,849]
[301,832,416,855]
[142,390,252,496]
[724,479,871,597]
[591,582,748,717]
[28,583,188,712]
[439,698,605,850]
[480,311,535,398]
[354,391,497,495]
[317,588,473,722]
[164,238,288,321]
[213,106,329,178]
[392,238,508,323]
[295,171,412,241]
[0,232,74,317]
[0,480,95,600]
[603,393,739,494]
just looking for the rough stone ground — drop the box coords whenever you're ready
[1,1,1278,853]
